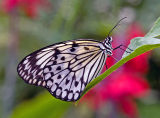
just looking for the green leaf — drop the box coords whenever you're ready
[122,37,160,57]
[78,16,160,103]
[145,17,160,38]
[11,92,71,118]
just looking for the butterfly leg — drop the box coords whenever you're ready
[113,44,133,53]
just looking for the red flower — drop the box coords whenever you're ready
[118,97,138,118]
[1,0,19,12]
[101,72,149,100]
[124,52,149,74]
[100,72,149,118]
[1,0,50,17]
[82,71,149,117]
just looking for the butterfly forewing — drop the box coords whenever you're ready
[17,39,107,101]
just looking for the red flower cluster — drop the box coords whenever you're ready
[82,22,150,118]
[1,0,50,17]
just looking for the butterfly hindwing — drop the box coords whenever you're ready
[17,39,107,101]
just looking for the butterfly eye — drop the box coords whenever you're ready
[108,36,112,42]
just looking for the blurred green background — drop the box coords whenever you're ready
[1,0,160,118]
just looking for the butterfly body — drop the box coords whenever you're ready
[17,37,112,101]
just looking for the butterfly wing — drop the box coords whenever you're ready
[17,39,107,101]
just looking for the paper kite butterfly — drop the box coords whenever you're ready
[17,18,127,101]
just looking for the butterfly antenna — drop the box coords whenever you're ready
[107,17,127,37]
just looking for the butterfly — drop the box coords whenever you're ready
[17,38,112,101]
[17,18,127,102]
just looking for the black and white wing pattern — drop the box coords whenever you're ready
[17,39,108,101]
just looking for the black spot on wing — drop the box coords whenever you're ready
[54,48,60,55]
[75,81,79,87]
[54,48,60,59]
[65,79,70,85]
[84,47,89,50]
[72,42,79,47]
[70,48,76,52]
[57,75,61,79]
[53,61,57,65]
[56,66,61,70]
[61,56,65,60]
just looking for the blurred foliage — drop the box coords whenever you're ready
[138,101,160,118]
[0,0,160,118]
[11,92,71,118]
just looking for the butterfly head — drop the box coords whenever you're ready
[103,36,113,55]
[103,17,127,56]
